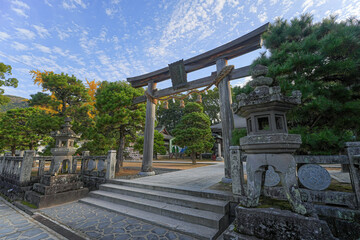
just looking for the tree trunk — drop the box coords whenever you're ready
[200,153,203,160]
[191,152,196,165]
[61,99,67,116]
[116,130,126,173]
[11,146,16,156]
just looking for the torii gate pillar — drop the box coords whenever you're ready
[140,82,157,176]
[217,58,234,183]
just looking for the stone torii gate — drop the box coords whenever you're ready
[127,23,269,181]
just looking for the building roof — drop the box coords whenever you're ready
[155,125,174,140]
[210,114,247,133]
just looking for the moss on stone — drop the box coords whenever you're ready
[21,200,37,209]
[257,196,293,211]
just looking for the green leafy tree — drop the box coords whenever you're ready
[173,102,214,164]
[0,108,61,155]
[31,72,90,115]
[157,99,185,134]
[29,72,94,138]
[244,14,360,154]
[231,128,247,146]
[200,89,220,124]
[95,81,146,172]
[0,63,18,105]
[134,130,166,159]
[157,90,220,133]
[77,132,117,156]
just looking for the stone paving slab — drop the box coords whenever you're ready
[0,197,62,240]
[40,201,195,240]
[122,163,225,190]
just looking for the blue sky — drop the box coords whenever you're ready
[0,0,359,99]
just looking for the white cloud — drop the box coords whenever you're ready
[316,0,326,6]
[44,0,54,7]
[53,46,68,57]
[249,4,257,13]
[270,0,279,5]
[232,76,252,88]
[302,0,314,13]
[105,8,115,16]
[11,0,30,17]
[11,7,28,18]
[16,28,36,39]
[258,12,268,23]
[62,0,87,9]
[214,0,226,20]
[146,0,232,61]
[0,32,11,40]
[58,31,70,40]
[12,0,30,9]
[11,42,28,51]
[34,43,52,54]
[33,25,50,38]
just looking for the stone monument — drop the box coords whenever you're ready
[50,117,82,175]
[233,65,314,215]
[25,118,88,208]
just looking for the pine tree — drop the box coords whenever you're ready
[173,102,214,164]
[95,81,146,172]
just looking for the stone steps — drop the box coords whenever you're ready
[99,183,228,214]
[107,179,232,201]
[80,180,230,240]
[80,197,218,240]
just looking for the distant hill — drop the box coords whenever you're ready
[0,95,29,112]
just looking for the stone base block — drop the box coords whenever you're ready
[33,182,84,195]
[229,207,335,240]
[223,223,261,240]
[40,174,81,186]
[25,188,89,209]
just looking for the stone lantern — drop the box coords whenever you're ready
[49,117,81,175]
[234,65,312,215]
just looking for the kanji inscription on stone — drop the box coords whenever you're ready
[298,164,331,191]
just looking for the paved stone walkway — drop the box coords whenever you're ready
[0,197,62,240]
[120,162,226,190]
[40,201,195,240]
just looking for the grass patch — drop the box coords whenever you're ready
[256,196,292,211]
[21,200,37,209]
[327,179,353,192]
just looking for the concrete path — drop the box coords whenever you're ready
[40,201,194,240]
[117,162,226,190]
[0,197,62,240]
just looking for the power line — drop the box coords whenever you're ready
[0,52,38,70]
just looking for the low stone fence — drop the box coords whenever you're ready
[79,150,116,190]
[33,156,53,177]
[231,142,360,210]
[0,150,117,196]
[0,151,34,187]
